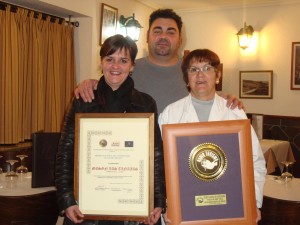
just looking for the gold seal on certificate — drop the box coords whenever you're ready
[189,143,227,182]
[99,139,108,147]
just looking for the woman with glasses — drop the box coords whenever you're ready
[158,49,266,222]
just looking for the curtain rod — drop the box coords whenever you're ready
[0,1,79,27]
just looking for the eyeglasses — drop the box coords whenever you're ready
[187,65,216,75]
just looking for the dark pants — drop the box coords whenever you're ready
[63,218,124,225]
[63,217,162,225]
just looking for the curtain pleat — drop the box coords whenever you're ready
[0,10,4,142]
[0,6,76,144]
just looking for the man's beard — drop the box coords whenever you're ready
[154,39,171,56]
[154,46,171,56]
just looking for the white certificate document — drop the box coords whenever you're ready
[74,113,154,221]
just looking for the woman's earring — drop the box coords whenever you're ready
[216,80,219,84]
[129,71,133,76]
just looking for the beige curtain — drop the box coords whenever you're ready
[0,6,76,144]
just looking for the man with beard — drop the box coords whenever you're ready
[74,9,243,225]
[75,9,243,113]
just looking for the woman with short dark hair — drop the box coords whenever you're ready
[56,34,166,225]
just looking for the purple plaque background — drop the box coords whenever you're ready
[176,133,243,221]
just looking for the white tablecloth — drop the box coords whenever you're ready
[264,175,300,201]
[259,139,295,174]
[0,172,56,196]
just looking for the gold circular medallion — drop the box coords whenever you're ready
[189,143,227,182]
[99,139,107,147]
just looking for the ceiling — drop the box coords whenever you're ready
[137,0,300,12]
[1,0,85,18]
[1,0,299,18]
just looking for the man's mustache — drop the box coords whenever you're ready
[156,38,170,45]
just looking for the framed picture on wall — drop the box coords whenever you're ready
[100,3,118,46]
[239,70,273,99]
[291,42,300,90]
[216,63,223,91]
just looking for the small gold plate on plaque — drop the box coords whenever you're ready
[189,143,227,182]
[195,194,227,206]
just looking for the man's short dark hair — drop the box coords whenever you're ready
[149,9,183,33]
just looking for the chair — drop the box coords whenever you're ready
[31,132,61,188]
[250,114,264,140]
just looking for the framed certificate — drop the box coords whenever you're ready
[162,119,257,225]
[74,113,154,221]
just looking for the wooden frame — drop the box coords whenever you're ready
[74,113,154,221]
[239,70,273,99]
[162,120,257,225]
[291,42,300,90]
[100,3,118,45]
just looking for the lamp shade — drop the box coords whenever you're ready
[236,22,254,50]
[120,14,143,42]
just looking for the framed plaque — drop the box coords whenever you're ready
[162,119,257,225]
[74,113,154,221]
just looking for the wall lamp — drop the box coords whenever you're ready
[236,22,254,50]
[120,13,143,42]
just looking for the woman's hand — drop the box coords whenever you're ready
[162,211,172,224]
[256,208,261,223]
[142,207,162,225]
[65,205,84,224]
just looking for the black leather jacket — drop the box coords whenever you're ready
[55,88,166,215]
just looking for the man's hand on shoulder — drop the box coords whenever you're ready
[74,79,98,102]
[219,93,245,111]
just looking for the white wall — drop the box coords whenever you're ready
[179,3,300,117]
[41,0,153,82]
[40,0,300,117]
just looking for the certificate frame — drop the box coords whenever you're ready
[162,120,257,225]
[74,113,154,221]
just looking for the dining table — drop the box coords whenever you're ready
[259,139,295,174]
[0,172,59,225]
[259,175,300,225]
